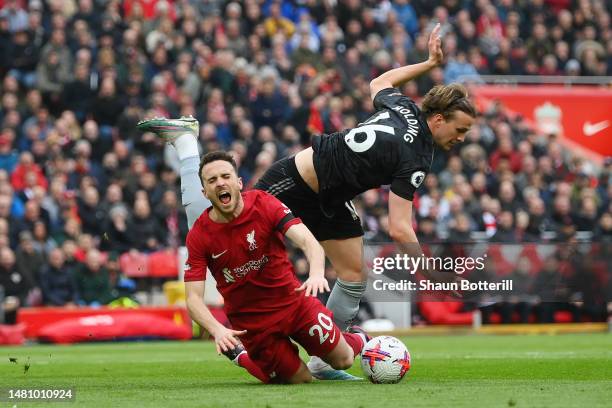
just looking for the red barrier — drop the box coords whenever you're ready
[0,324,26,345]
[473,85,612,160]
[37,314,192,344]
[17,306,190,339]
[418,302,474,325]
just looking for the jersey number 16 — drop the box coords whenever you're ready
[344,112,395,153]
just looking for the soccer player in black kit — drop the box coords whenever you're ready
[254,23,476,378]
[138,24,477,380]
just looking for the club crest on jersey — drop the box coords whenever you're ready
[223,267,235,283]
[411,171,426,188]
[246,229,257,251]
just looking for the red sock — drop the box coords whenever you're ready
[342,332,365,356]
[237,352,270,383]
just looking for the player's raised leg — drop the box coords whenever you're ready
[136,116,210,228]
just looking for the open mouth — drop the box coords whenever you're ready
[218,191,231,205]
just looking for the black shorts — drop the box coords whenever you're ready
[254,156,363,241]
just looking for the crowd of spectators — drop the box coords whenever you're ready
[0,0,610,322]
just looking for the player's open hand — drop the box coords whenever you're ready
[427,23,443,66]
[295,276,330,297]
[212,326,247,355]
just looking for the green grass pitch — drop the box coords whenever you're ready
[1,333,610,407]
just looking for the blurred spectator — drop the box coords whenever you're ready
[62,64,95,122]
[532,256,580,323]
[92,78,124,127]
[264,1,295,39]
[444,51,482,84]
[0,246,27,323]
[15,230,43,293]
[489,136,522,173]
[73,248,116,306]
[39,247,77,306]
[100,205,132,254]
[491,211,517,242]
[36,49,70,109]
[155,189,188,248]
[0,130,18,173]
[502,257,535,324]
[129,198,163,252]
[11,151,47,191]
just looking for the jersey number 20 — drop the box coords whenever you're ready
[344,112,395,153]
[308,312,336,345]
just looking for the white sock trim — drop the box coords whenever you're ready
[232,350,247,366]
[173,133,200,161]
[356,333,367,350]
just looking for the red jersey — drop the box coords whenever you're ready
[185,190,303,328]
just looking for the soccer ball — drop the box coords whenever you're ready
[360,336,411,384]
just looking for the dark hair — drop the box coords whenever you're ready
[199,151,238,185]
[421,84,477,120]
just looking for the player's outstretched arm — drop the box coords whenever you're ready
[388,192,461,289]
[185,280,246,354]
[388,191,420,249]
[285,223,330,298]
[369,23,443,101]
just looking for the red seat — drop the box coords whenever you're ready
[554,311,574,323]
[119,252,149,278]
[147,250,179,278]
[519,244,544,276]
[418,302,474,325]
[486,244,515,276]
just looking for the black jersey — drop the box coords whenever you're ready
[311,87,434,214]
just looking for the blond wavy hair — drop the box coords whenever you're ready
[421,84,477,120]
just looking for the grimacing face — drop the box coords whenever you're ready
[430,111,475,151]
[201,160,243,216]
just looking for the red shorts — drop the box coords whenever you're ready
[239,294,341,381]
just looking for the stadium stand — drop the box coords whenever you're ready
[0,0,609,329]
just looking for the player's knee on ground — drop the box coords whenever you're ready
[324,347,354,371]
[330,354,354,371]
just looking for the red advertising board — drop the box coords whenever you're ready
[17,306,191,338]
[472,85,612,160]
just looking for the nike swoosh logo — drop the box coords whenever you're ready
[583,120,610,136]
[211,250,227,259]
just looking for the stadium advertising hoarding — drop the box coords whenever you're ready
[472,85,612,159]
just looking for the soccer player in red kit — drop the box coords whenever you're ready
[184,151,368,383]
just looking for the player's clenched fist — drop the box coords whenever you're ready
[211,326,247,355]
